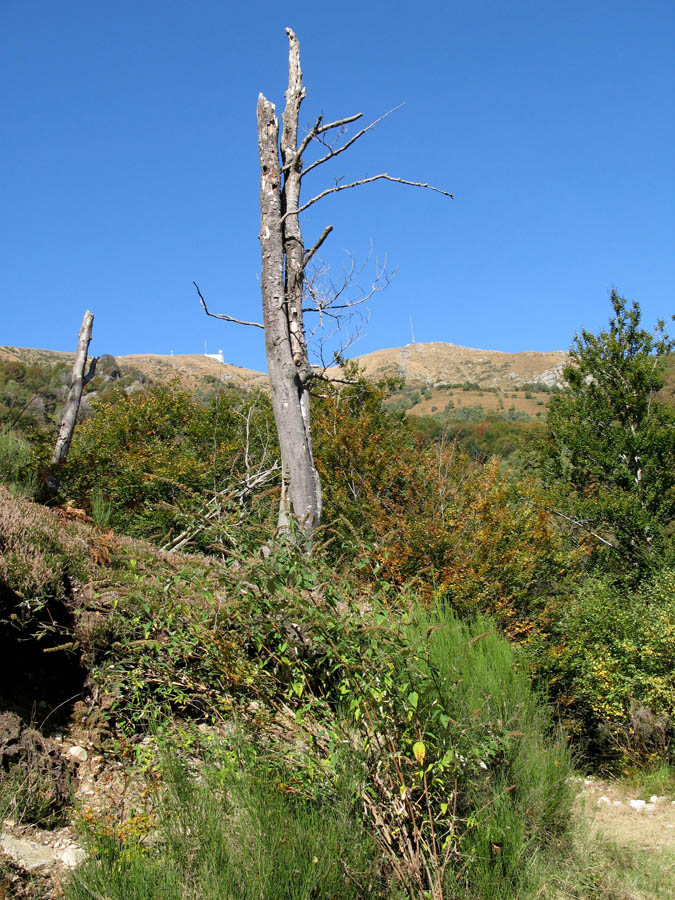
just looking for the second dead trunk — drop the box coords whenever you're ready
[48,310,97,493]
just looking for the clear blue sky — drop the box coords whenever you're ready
[2,0,673,371]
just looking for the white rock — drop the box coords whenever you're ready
[598,796,611,806]
[649,795,659,803]
[68,745,88,763]
[60,847,86,868]
[645,803,656,811]
[629,799,646,811]
[0,834,59,871]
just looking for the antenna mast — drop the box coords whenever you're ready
[409,315,416,344]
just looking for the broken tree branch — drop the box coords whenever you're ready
[194,282,264,329]
[301,104,405,177]
[548,508,620,551]
[281,174,454,221]
[303,224,334,268]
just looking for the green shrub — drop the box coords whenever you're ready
[530,569,675,764]
[228,548,575,899]
[0,428,39,497]
[62,384,277,550]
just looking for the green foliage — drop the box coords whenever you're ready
[530,568,675,764]
[542,292,675,573]
[0,428,39,497]
[62,383,277,549]
[0,358,70,431]
[82,553,262,736]
[227,545,575,899]
[313,373,416,546]
[91,487,112,528]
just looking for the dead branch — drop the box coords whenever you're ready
[303,249,393,314]
[303,224,334,268]
[162,461,280,553]
[301,104,405,177]
[194,282,264,329]
[83,356,98,385]
[294,112,364,162]
[281,174,454,222]
[549,508,620,551]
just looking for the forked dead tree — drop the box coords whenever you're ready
[48,310,98,493]
[199,28,452,542]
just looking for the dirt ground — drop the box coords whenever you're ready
[579,775,675,852]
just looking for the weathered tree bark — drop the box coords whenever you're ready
[257,30,321,539]
[202,27,451,544]
[49,310,97,489]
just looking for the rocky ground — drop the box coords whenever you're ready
[2,726,674,899]
[579,774,675,852]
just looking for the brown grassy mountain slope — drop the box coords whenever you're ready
[347,342,568,388]
[0,347,267,393]
[2,344,672,422]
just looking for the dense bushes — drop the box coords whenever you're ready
[531,569,675,762]
[64,537,575,900]
[61,383,278,549]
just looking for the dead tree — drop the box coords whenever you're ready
[48,310,98,491]
[199,28,452,542]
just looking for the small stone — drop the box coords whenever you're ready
[598,796,610,806]
[0,834,59,871]
[629,799,646,811]
[60,847,86,868]
[649,795,659,803]
[68,745,88,763]
[645,803,656,811]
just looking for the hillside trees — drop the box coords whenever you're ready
[199,28,452,543]
[541,292,674,573]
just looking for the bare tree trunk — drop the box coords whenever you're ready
[201,27,451,544]
[49,310,97,489]
[257,30,321,540]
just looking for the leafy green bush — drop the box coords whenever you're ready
[530,569,675,764]
[62,384,277,549]
[225,546,575,899]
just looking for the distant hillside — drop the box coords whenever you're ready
[349,342,568,388]
[0,347,268,393]
[339,342,568,422]
[2,343,672,426]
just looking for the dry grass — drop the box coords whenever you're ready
[0,486,91,599]
[344,341,568,387]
